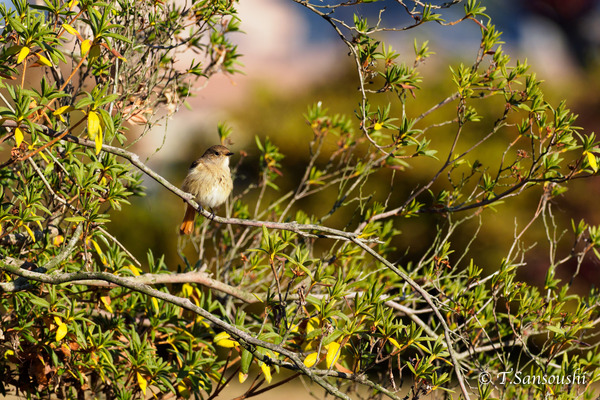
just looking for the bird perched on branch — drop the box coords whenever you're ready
[179,145,234,235]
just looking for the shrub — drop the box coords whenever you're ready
[0,1,599,399]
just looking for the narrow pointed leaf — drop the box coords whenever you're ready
[586,151,598,173]
[17,46,30,64]
[36,54,52,66]
[62,23,79,37]
[14,127,24,146]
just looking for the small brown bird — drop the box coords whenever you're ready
[179,145,234,235]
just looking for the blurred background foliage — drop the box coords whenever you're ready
[108,0,600,294]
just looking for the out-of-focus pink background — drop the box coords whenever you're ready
[110,0,600,291]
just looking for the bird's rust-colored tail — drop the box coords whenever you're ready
[179,204,196,235]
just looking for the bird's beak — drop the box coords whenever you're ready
[226,151,234,157]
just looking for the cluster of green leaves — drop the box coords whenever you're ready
[1,255,230,398]
[0,0,242,398]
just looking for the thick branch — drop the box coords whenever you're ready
[74,270,258,304]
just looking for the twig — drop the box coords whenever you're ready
[47,223,85,270]
[455,340,520,361]
[350,237,472,400]
[66,133,379,243]
[0,121,380,245]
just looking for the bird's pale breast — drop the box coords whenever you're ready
[182,161,232,209]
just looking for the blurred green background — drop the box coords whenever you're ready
[106,0,600,294]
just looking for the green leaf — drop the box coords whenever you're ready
[546,325,565,336]
[64,216,87,222]
[29,295,50,308]
[240,348,253,374]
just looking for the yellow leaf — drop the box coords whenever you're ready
[260,363,272,383]
[81,39,92,55]
[53,105,72,116]
[37,53,52,66]
[54,316,62,325]
[374,122,383,131]
[39,151,49,163]
[217,338,239,348]
[238,372,248,383]
[177,383,189,397]
[303,352,319,368]
[136,372,147,395]
[182,283,194,297]
[214,331,239,348]
[303,341,315,351]
[388,337,401,349]
[128,264,142,276]
[62,23,79,37]
[89,239,103,257]
[88,110,103,154]
[414,341,429,353]
[213,331,230,342]
[100,295,113,313]
[195,315,210,328]
[53,105,72,123]
[325,342,341,369]
[23,224,35,242]
[151,296,159,312]
[87,110,101,139]
[437,356,453,366]
[586,151,598,173]
[17,46,30,64]
[306,317,319,333]
[56,322,68,341]
[251,293,263,303]
[94,128,103,154]
[14,127,23,146]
